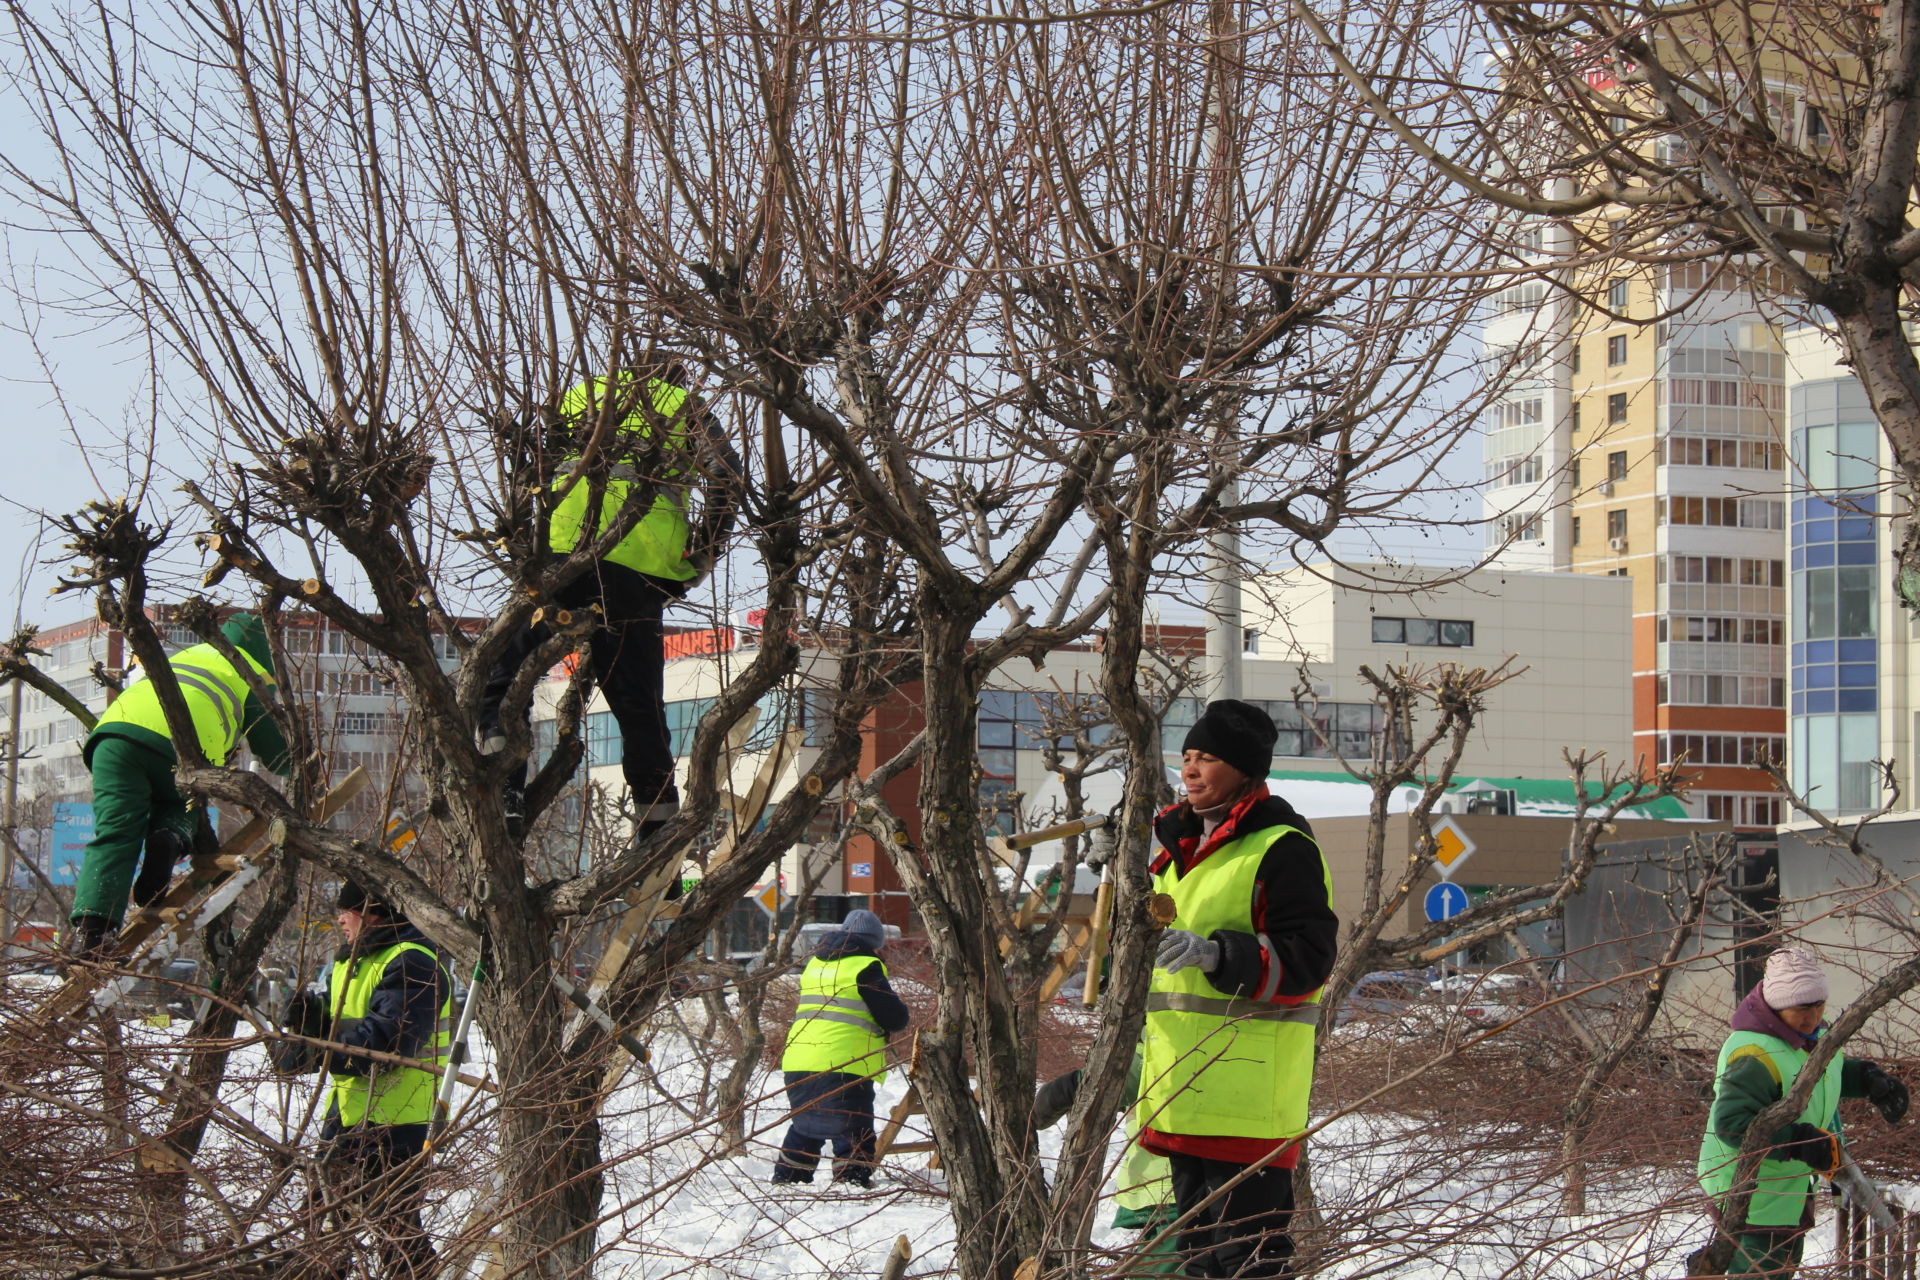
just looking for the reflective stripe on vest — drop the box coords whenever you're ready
[1696,1030,1843,1227]
[94,642,272,766]
[1140,821,1333,1144]
[327,940,454,1129]
[546,375,697,581]
[1145,991,1323,1026]
[781,954,889,1082]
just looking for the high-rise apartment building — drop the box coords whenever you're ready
[1483,253,1788,828]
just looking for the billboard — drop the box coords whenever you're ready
[47,802,93,887]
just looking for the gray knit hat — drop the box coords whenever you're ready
[842,909,886,949]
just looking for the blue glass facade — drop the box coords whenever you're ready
[1789,379,1881,813]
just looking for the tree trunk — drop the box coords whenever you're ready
[904,596,1050,1280]
[482,897,605,1278]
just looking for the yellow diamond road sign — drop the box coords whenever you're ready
[1431,816,1476,877]
[755,882,780,916]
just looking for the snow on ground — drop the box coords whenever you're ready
[114,1005,1887,1278]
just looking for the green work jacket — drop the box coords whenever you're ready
[1697,1029,1843,1228]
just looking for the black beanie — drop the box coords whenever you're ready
[1182,699,1278,784]
[335,879,391,916]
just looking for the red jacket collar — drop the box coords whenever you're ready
[1151,784,1272,876]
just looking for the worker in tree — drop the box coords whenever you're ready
[479,366,741,836]
[1143,699,1337,1278]
[1696,947,1909,1278]
[272,880,453,1280]
[66,612,291,957]
[772,909,909,1188]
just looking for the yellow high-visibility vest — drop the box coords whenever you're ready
[93,642,273,765]
[782,954,890,1082]
[326,940,453,1128]
[1140,823,1331,1143]
[1697,1030,1842,1227]
[546,375,698,582]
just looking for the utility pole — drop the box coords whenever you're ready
[2,665,19,948]
[1201,0,1245,703]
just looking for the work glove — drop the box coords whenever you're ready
[1861,1062,1910,1123]
[1782,1123,1842,1174]
[680,549,716,590]
[1155,929,1221,975]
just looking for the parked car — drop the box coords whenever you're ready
[1332,969,1435,1028]
[1428,971,1539,1026]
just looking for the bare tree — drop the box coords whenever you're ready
[1287,0,1920,597]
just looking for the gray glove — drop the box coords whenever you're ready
[1155,929,1220,975]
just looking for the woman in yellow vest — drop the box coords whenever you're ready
[1141,700,1337,1278]
[1696,948,1907,1277]
[772,909,909,1188]
[68,612,291,955]
[273,881,453,1279]
[477,368,741,836]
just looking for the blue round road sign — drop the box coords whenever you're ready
[1424,881,1469,924]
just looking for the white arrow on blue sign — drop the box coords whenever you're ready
[1424,881,1469,924]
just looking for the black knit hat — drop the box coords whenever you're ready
[335,879,392,916]
[1182,699,1278,784]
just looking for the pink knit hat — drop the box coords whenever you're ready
[1762,948,1829,1010]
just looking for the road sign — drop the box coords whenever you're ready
[754,882,779,916]
[1424,881,1469,924]
[1430,816,1476,877]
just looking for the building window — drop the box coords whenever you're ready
[1164,697,1383,761]
[1608,279,1629,311]
[1571,516,1581,545]
[1607,450,1628,482]
[1571,343,1581,374]
[1606,509,1627,541]
[1700,793,1784,827]
[1371,617,1475,647]
[1607,334,1628,365]
[1658,733,1785,766]
[1571,402,1582,432]
[1608,392,1628,423]
[1243,627,1261,656]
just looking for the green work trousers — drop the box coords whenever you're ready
[73,736,193,925]
[1726,1231,1806,1278]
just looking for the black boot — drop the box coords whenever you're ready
[133,827,190,907]
[62,915,115,967]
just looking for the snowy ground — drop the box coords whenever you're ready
[79,1002,1907,1279]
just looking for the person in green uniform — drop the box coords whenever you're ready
[273,880,453,1279]
[772,909,909,1187]
[1697,947,1908,1277]
[68,612,291,955]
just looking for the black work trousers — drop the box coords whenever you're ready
[308,1122,437,1279]
[1167,1153,1295,1278]
[480,561,677,809]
